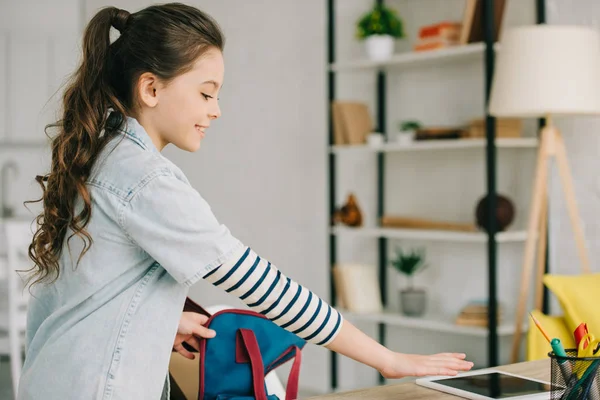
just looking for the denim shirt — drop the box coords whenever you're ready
[17,114,244,400]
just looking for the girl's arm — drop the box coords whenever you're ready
[325,319,473,379]
[203,246,473,378]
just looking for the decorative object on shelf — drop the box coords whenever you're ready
[414,126,464,141]
[390,247,428,317]
[414,21,462,52]
[366,132,384,147]
[355,3,405,61]
[464,118,522,139]
[475,194,515,232]
[459,0,506,44]
[456,299,504,327]
[381,215,477,232]
[331,101,373,145]
[396,120,421,145]
[332,264,382,314]
[489,25,600,363]
[332,193,363,227]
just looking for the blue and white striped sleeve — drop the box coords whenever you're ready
[202,246,344,346]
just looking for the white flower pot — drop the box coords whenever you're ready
[367,133,384,147]
[396,130,415,145]
[365,35,394,61]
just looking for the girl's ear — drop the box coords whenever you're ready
[137,72,159,108]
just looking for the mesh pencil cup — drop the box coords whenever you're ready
[549,349,600,400]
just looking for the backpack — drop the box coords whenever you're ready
[173,297,306,400]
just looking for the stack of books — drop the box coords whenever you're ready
[455,300,503,327]
[413,21,462,52]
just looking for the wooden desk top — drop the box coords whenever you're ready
[307,359,550,399]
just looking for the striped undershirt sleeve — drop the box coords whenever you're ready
[202,246,343,346]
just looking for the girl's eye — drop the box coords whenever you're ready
[202,93,213,100]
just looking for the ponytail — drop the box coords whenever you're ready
[26,7,130,286]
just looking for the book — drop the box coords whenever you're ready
[413,40,459,52]
[332,264,382,314]
[459,0,507,44]
[331,101,374,145]
[418,21,462,40]
[455,300,504,327]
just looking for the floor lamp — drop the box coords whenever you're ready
[488,25,600,363]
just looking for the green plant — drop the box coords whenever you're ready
[399,120,422,132]
[356,4,405,40]
[390,247,427,289]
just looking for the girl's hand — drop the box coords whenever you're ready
[172,312,216,360]
[379,352,474,379]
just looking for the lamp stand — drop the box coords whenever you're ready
[510,117,592,363]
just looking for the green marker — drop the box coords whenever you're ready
[551,338,573,382]
[551,338,567,358]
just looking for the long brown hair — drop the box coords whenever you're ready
[26,3,225,287]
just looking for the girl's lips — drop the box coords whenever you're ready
[195,125,205,138]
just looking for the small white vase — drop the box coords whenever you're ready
[367,133,384,147]
[396,130,415,145]
[365,35,394,61]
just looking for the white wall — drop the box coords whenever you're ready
[546,1,600,279]
[0,0,80,222]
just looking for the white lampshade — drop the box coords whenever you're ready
[489,25,600,117]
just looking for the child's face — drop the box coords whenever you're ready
[137,47,224,152]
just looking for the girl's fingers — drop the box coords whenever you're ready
[192,313,210,325]
[437,368,458,376]
[186,337,201,352]
[174,343,195,360]
[193,325,216,339]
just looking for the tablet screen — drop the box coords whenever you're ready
[435,372,550,399]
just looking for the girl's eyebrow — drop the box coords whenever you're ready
[202,80,221,89]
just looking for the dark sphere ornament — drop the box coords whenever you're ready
[475,194,515,232]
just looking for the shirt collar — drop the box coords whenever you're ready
[107,111,159,153]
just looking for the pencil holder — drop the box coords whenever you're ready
[549,349,600,400]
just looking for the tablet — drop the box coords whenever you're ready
[415,369,552,399]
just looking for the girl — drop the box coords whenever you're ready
[17,3,473,399]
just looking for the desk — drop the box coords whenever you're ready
[307,359,550,399]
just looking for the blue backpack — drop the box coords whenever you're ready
[181,297,306,400]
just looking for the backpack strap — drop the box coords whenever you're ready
[284,347,302,400]
[183,296,211,317]
[238,329,269,400]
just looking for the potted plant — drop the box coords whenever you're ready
[390,247,428,316]
[356,4,405,61]
[396,120,422,145]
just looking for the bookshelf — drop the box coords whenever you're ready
[326,0,547,391]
